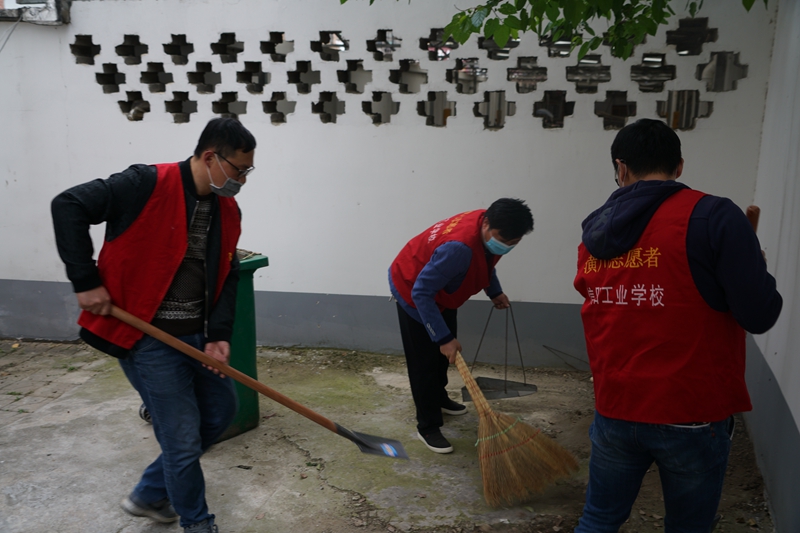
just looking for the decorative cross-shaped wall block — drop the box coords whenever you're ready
[311,31,349,61]
[474,91,516,130]
[657,90,712,130]
[666,18,718,56]
[594,91,637,130]
[96,63,125,93]
[478,36,520,60]
[71,35,101,65]
[261,32,294,62]
[389,60,428,94]
[287,61,321,94]
[446,58,488,95]
[696,52,748,92]
[118,91,150,121]
[367,30,402,62]
[312,92,346,123]
[533,91,575,128]
[187,62,221,94]
[631,53,676,92]
[507,57,547,93]
[337,60,373,94]
[116,35,148,65]
[263,92,297,124]
[211,33,244,63]
[419,29,459,61]
[539,35,572,58]
[418,91,456,127]
[212,92,247,118]
[140,63,173,93]
[236,62,270,94]
[165,92,198,123]
[163,34,193,65]
[566,54,611,93]
[362,92,400,125]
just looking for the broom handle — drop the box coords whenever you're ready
[746,205,760,233]
[109,305,340,434]
[455,351,492,417]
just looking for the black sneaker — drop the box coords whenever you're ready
[184,519,219,533]
[120,493,178,523]
[417,430,454,453]
[441,398,467,416]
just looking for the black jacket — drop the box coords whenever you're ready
[51,159,240,357]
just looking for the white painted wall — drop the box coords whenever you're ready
[0,0,777,306]
[753,0,800,435]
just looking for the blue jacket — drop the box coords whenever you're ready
[389,241,502,344]
[581,180,782,334]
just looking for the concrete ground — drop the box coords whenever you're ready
[0,341,773,533]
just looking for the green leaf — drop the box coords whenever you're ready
[577,41,591,60]
[742,0,756,9]
[499,2,518,15]
[494,23,512,47]
[545,3,560,22]
[520,8,530,29]
[484,17,501,38]
[515,0,527,9]
[471,7,490,28]
[505,14,522,29]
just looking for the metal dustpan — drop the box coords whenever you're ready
[460,305,537,402]
[462,376,537,401]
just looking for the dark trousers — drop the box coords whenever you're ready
[396,302,457,434]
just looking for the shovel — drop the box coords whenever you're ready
[110,305,408,460]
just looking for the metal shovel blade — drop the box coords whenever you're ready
[335,424,409,459]
[461,376,538,401]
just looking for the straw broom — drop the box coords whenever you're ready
[455,352,579,507]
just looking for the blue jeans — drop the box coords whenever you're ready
[119,333,237,527]
[575,412,734,533]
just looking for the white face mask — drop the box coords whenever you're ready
[207,154,243,198]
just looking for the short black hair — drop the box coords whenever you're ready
[194,118,256,158]
[485,198,534,240]
[610,118,682,177]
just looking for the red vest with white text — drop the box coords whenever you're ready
[573,189,750,423]
[391,210,499,310]
[78,162,241,349]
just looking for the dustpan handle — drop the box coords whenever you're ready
[455,351,492,417]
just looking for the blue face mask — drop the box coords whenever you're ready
[484,236,516,255]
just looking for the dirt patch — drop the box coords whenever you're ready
[259,347,773,533]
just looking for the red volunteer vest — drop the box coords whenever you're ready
[390,210,500,310]
[574,189,750,423]
[78,162,241,349]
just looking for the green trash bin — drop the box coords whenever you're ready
[217,251,269,442]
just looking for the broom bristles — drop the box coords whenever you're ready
[454,352,579,507]
[477,411,579,507]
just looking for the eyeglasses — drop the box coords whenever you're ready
[614,159,626,187]
[215,152,254,179]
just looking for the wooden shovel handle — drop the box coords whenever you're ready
[746,205,760,233]
[110,305,338,434]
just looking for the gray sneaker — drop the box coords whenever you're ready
[184,518,219,533]
[120,493,178,523]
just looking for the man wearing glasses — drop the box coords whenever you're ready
[573,119,781,532]
[51,118,256,533]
